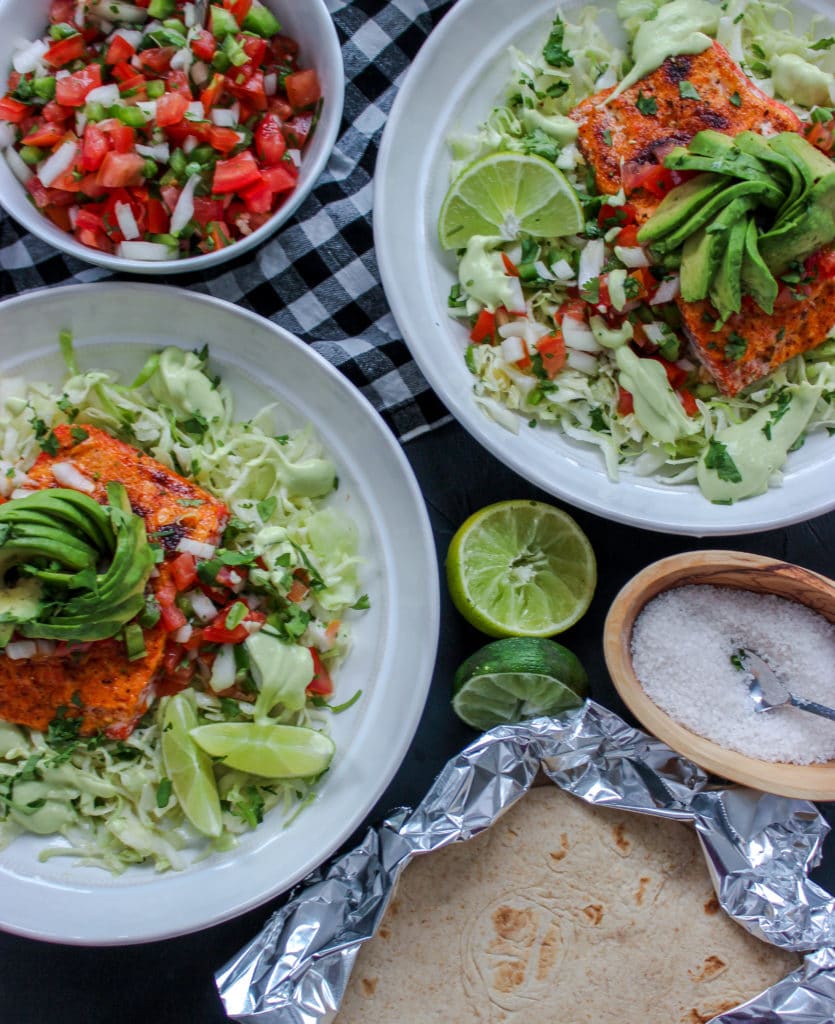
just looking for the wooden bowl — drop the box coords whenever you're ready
[603,551,835,800]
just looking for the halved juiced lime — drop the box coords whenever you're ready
[190,723,335,778]
[446,500,596,637]
[452,636,588,730]
[438,152,584,250]
[160,692,223,839]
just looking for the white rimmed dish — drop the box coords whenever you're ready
[0,0,344,274]
[0,283,439,945]
[373,0,835,537]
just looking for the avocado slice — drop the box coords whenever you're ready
[680,225,724,302]
[768,131,835,188]
[664,147,777,186]
[734,132,803,209]
[740,219,778,315]
[637,173,727,247]
[709,214,749,322]
[760,172,835,276]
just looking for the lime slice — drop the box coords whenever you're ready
[160,692,223,839]
[438,152,584,250]
[446,500,596,637]
[452,637,588,730]
[190,723,335,779]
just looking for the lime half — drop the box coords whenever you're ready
[452,637,588,730]
[160,692,223,839]
[446,500,596,637]
[438,152,584,250]
[190,723,335,779]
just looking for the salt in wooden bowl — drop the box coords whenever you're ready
[603,550,835,800]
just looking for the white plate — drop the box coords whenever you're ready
[0,283,439,945]
[374,0,835,537]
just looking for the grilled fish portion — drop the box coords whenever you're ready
[0,426,228,738]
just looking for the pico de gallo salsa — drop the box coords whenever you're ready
[0,0,321,259]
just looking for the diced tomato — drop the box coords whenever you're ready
[49,0,77,23]
[0,96,30,124]
[285,69,320,110]
[271,35,299,63]
[224,0,252,23]
[268,96,293,121]
[213,150,263,192]
[282,111,313,148]
[215,564,247,590]
[261,161,297,194]
[166,69,193,98]
[558,298,587,322]
[239,34,267,67]
[621,163,694,199]
[78,172,107,199]
[45,204,73,231]
[202,606,266,645]
[139,47,176,75]
[170,552,198,591]
[254,114,286,165]
[188,196,224,227]
[286,576,310,603]
[97,151,145,188]
[240,178,273,213]
[49,168,85,192]
[225,69,267,111]
[190,28,217,62]
[147,197,170,233]
[105,34,136,64]
[81,123,110,171]
[806,246,835,282]
[208,125,242,154]
[678,388,699,417]
[501,252,519,277]
[597,202,636,228]
[200,72,226,114]
[200,220,233,252]
[21,121,66,147]
[306,648,333,697]
[44,33,86,68]
[42,100,73,123]
[618,387,634,416]
[627,267,653,303]
[160,602,187,632]
[805,121,834,155]
[164,119,210,145]
[99,119,136,153]
[650,354,687,390]
[155,90,190,127]
[75,224,113,251]
[536,332,566,379]
[616,223,641,247]
[55,64,102,107]
[470,308,496,344]
[74,204,105,232]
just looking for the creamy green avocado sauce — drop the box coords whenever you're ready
[606,0,720,101]
[460,235,521,311]
[771,53,834,109]
[151,347,226,423]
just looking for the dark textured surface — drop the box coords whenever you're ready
[0,421,833,1024]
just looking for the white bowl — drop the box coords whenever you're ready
[0,0,344,274]
[0,283,439,945]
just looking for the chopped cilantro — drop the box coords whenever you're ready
[602,128,613,146]
[810,36,835,51]
[351,594,370,610]
[579,277,601,303]
[704,439,742,483]
[725,331,748,361]
[729,91,742,107]
[542,16,574,68]
[678,81,701,100]
[636,91,658,117]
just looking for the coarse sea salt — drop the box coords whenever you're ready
[630,584,835,765]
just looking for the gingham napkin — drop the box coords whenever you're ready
[0,0,454,441]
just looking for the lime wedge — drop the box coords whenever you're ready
[452,637,588,730]
[160,692,223,839]
[446,500,596,637]
[438,152,584,250]
[190,723,335,779]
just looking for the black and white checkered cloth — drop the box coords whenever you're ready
[0,0,454,442]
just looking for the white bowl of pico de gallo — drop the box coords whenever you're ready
[0,0,344,273]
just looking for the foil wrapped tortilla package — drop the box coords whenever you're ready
[216,701,835,1023]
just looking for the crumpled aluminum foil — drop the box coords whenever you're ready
[216,700,835,1023]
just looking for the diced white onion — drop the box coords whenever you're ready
[170,48,193,72]
[55,69,70,80]
[0,124,15,150]
[51,462,96,493]
[211,107,238,127]
[552,258,575,280]
[191,60,209,87]
[0,465,32,498]
[614,245,650,268]
[264,72,277,96]
[594,66,619,90]
[135,99,157,120]
[287,148,301,167]
[115,200,140,240]
[556,143,578,170]
[86,83,121,106]
[135,141,170,161]
[182,135,198,153]
[13,39,48,75]
[497,319,527,339]
[642,322,666,345]
[188,590,217,623]
[500,335,527,363]
[173,622,193,644]
[175,535,216,560]
[650,275,681,305]
[38,141,78,187]
[74,112,87,136]
[242,618,263,635]
[183,2,196,27]
[108,27,143,48]
[170,172,200,235]
[533,259,556,281]
[578,239,605,287]
[35,639,56,657]
[185,101,204,120]
[506,276,526,313]
[87,2,148,25]
[209,643,236,692]
[6,641,37,660]
[566,350,599,374]
[69,205,79,228]
[117,240,174,261]
[562,316,601,353]
[10,488,36,500]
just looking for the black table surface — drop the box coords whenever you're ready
[2,419,834,1024]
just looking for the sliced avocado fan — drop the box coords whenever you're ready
[0,484,156,644]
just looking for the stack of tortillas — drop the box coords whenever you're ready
[337,786,798,1023]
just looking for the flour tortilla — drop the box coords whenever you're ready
[337,786,798,1024]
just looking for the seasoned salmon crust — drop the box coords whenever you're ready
[0,425,228,738]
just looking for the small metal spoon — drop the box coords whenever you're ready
[736,647,835,721]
